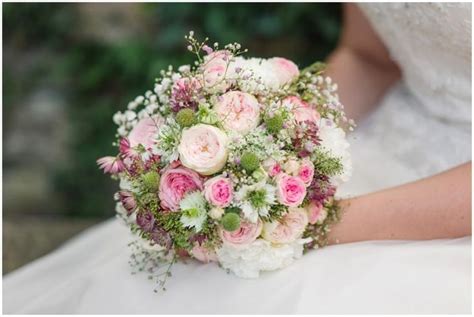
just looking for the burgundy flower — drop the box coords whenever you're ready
[307,174,336,204]
[150,226,172,250]
[97,156,125,174]
[136,211,155,232]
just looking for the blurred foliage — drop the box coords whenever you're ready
[3,3,342,218]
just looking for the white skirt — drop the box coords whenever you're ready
[3,84,471,314]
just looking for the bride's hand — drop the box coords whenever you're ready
[327,162,471,244]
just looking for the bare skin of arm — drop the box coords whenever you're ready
[325,4,472,243]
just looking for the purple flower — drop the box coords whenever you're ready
[150,226,172,250]
[118,191,137,215]
[136,211,155,232]
[170,77,202,112]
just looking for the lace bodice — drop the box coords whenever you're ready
[360,3,471,125]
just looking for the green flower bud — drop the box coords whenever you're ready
[176,108,196,127]
[225,206,241,214]
[221,212,241,232]
[240,152,259,173]
[141,171,160,192]
[265,114,284,134]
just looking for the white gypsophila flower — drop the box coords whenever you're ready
[235,181,276,223]
[179,192,208,232]
[318,119,352,185]
[216,238,308,278]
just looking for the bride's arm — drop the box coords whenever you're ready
[328,162,472,244]
[326,3,401,122]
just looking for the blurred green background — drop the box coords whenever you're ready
[3,2,342,273]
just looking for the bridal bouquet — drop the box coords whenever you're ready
[98,32,353,288]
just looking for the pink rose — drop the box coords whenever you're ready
[178,124,229,175]
[201,50,232,92]
[263,159,282,177]
[191,244,218,263]
[159,167,203,211]
[275,173,307,207]
[204,176,233,207]
[298,159,315,186]
[268,57,300,86]
[220,219,263,246]
[214,91,261,134]
[306,201,324,225]
[282,96,320,124]
[262,207,308,244]
[128,115,163,149]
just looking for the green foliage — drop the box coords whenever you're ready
[140,171,160,193]
[312,149,344,177]
[4,3,341,218]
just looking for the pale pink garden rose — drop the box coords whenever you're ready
[128,115,164,149]
[201,50,232,92]
[262,207,309,244]
[306,201,325,225]
[220,219,263,246]
[298,159,315,186]
[214,91,261,134]
[275,173,307,207]
[268,57,300,86]
[191,244,218,263]
[204,176,233,207]
[262,158,282,177]
[178,124,228,175]
[159,166,203,211]
[282,96,320,125]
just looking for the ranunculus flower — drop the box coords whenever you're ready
[262,158,282,177]
[191,244,218,263]
[282,96,320,125]
[268,57,300,86]
[306,201,325,225]
[214,91,261,134]
[159,166,203,211]
[220,219,263,246]
[201,50,232,92]
[298,159,315,186]
[128,115,164,149]
[262,207,308,244]
[204,176,233,207]
[275,173,307,207]
[178,124,229,175]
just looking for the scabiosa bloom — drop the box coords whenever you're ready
[235,181,276,223]
[170,77,202,112]
[136,211,155,232]
[97,156,125,174]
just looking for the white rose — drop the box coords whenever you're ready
[283,158,300,175]
[178,124,229,175]
[214,91,261,134]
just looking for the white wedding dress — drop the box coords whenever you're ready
[3,3,471,314]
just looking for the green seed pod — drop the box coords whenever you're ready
[265,114,284,134]
[221,212,241,232]
[176,108,196,127]
[141,171,160,192]
[240,152,259,173]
